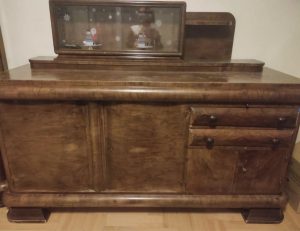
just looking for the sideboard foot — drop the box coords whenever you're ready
[241,208,284,224]
[7,208,50,223]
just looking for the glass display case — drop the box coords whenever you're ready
[50,0,186,57]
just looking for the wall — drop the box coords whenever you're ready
[0,0,300,146]
[0,0,55,69]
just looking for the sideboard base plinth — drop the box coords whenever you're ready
[3,192,287,209]
[7,208,50,223]
[241,208,284,224]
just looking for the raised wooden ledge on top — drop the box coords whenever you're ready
[29,56,264,72]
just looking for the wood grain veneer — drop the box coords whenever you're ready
[189,129,294,147]
[0,102,94,193]
[1,65,300,104]
[104,104,187,193]
[190,107,298,128]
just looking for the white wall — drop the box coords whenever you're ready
[0,0,299,78]
[0,0,55,69]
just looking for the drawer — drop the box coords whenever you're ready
[190,107,298,128]
[189,129,294,148]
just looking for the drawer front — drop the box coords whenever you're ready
[189,129,294,148]
[190,107,298,128]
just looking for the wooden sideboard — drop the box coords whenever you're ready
[0,8,300,224]
[0,63,300,223]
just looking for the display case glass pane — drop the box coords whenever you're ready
[51,2,185,56]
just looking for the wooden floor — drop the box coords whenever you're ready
[0,205,299,231]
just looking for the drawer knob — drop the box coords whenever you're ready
[277,117,287,128]
[209,115,218,123]
[206,137,214,148]
[272,138,280,145]
[278,117,287,123]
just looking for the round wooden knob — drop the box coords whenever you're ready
[206,137,214,148]
[277,117,287,128]
[278,117,287,123]
[209,115,217,122]
[272,138,280,145]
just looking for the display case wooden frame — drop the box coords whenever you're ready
[50,0,186,57]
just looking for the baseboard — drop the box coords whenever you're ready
[288,179,300,213]
[288,158,300,213]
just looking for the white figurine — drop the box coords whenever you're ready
[83,30,94,46]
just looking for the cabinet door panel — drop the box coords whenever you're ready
[105,104,188,193]
[0,102,93,192]
[234,148,288,194]
[186,148,239,194]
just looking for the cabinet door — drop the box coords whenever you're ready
[234,148,288,194]
[105,104,188,193]
[0,102,93,192]
[186,148,239,194]
[186,147,289,195]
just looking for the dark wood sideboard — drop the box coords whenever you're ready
[0,6,300,224]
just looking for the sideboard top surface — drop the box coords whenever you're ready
[1,62,300,104]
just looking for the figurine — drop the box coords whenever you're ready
[90,28,97,42]
[83,28,102,50]
[136,32,152,49]
[83,30,94,46]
